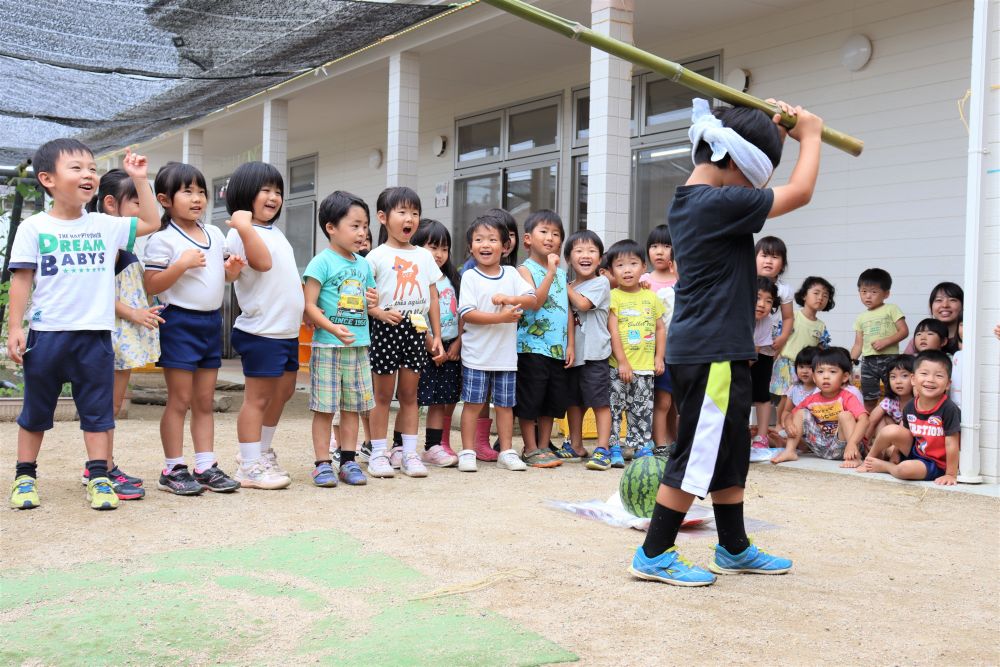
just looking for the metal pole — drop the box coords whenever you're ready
[481,0,864,156]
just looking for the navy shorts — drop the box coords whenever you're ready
[231,327,299,377]
[513,353,569,420]
[904,447,945,481]
[462,366,516,407]
[18,330,115,432]
[654,363,673,393]
[418,340,462,406]
[157,305,222,371]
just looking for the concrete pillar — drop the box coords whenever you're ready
[586,0,633,244]
[262,98,288,226]
[182,129,204,171]
[387,51,420,187]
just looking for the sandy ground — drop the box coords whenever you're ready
[2,390,998,666]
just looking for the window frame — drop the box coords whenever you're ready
[454,109,505,170]
[505,95,562,161]
[639,54,720,138]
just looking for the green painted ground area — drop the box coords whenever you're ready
[0,530,577,666]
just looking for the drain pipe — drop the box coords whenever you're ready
[957,0,989,484]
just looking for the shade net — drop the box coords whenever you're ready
[0,0,454,164]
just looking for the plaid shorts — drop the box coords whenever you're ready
[309,346,375,414]
[461,366,517,407]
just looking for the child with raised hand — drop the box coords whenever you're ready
[514,210,574,468]
[850,268,909,411]
[457,215,536,472]
[863,354,914,445]
[641,224,678,459]
[80,169,165,501]
[607,240,665,463]
[771,348,869,466]
[858,351,960,485]
[303,191,377,488]
[224,161,301,490]
[775,345,819,434]
[6,141,162,511]
[560,231,612,468]
[630,98,821,587]
[911,318,949,353]
[144,162,249,496]
[769,275,834,406]
[751,235,793,447]
[365,187,443,479]
[412,219,462,468]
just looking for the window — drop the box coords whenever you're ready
[572,156,588,231]
[641,57,719,136]
[505,162,557,226]
[572,84,637,147]
[507,98,559,158]
[630,143,692,243]
[288,160,316,196]
[456,111,503,167]
[285,155,317,274]
[454,171,502,232]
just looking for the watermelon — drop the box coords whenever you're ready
[619,456,668,518]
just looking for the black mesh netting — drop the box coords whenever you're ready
[0,1,459,164]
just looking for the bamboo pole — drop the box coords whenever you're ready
[481,0,864,156]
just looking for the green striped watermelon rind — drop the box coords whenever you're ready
[618,456,668,518]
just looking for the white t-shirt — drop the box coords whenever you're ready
[9,211,137,331]
[226,224,304,339]
[760,279,793,354]
[143,221,226,311]
[458,266,534,371]
[950,350,962,409]
[366,244,442,314]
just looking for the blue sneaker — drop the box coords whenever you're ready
[312,462,338,488]
[709,542,792,575]
[633,444,654,459]
[609,445,626,468]
[629,546,716,587]
[338,461,367,486]
[585,447,612,471]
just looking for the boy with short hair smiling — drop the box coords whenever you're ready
[850,268,909,411]
[6,139,161,510]
[858,350,960,485]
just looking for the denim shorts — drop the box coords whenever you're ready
[461,366,516,407]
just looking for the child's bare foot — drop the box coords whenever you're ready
[861,457,892,474]
[840,457,862,469]
[770,449,799,464]
[856,458,875,473]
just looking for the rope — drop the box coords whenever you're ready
[409,567,533,601]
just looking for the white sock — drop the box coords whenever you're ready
[370,438,388,457]
[329,430,338,449]
[164,456,184,472]
[261,425,277,450]
[402,434,418,455]
[239,441,262,463]
[194,451,215,473]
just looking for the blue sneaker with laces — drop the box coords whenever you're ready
[609,445,626,468]
[633,444,654,459]
[629,546,716,587]
[709,542,792,575]
[312,462,338,487]
[338,461,367,486]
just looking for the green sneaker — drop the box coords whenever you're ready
[87,477,120,511]
[10,475,40,509]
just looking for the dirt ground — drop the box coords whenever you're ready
[2,390,998,666]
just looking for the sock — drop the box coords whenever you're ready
[475,418,492,448]
[239,441,262,463]
[370,439,388,457]
[642,503,687,558]
[441,416,452,448]
[85,459,109,481]
[425,428,443,451]
[340,450,356,464]
[15,461,37,479]
[314,459,332,467]
[393,431,403,448]
[261,425,277,450]
[329,430,338,450]
[402,434,418,455]
[194,452,215,474]
[713,502,751,554]
[164,456,185,472]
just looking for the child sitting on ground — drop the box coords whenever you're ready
[775,346,820,435]
[911,318,949,353]
[771,347,869,466]
[862,354,914,446]
[850,268,909,411]
[858,350,960,485]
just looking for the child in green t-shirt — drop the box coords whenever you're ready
[850,268,909,411]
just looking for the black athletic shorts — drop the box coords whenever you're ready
[661,360,752,498]
[750,352,774,404]
[513,352,569,420]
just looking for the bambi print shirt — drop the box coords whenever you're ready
[366,245,442,315]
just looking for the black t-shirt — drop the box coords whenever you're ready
[666,184,773,364]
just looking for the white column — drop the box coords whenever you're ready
[182,129,204,171]
[586,0,633,245]
[387,51,420,187]
[262,98,288,226]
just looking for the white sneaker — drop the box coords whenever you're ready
[457,450,478,472]
[400,452,428,478]
[262,449,289,477]
[367,453,395,478]
[422,444,458,468]
[389,445,403,469]
[497,450,527,471]
[234,459,291,490]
